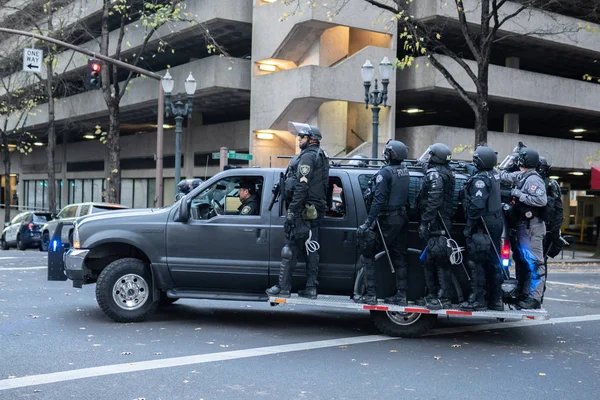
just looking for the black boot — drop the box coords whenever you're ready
[354,257,377,305]
[298,287,317,299]
[460,261,487,311]
[428,267,451,310]
[266,244,295,297]
[420,262,439,308]
[384,290,407,306]
[488,265,504,311]
[299,245,319,299]
[518,297,541,310]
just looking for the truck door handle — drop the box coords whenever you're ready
[256,228,268,245]
[343,231,354,247]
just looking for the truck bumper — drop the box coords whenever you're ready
[64,249,90,287]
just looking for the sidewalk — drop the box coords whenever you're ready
[547,248,600,267]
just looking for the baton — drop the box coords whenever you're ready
[375,220,395,274]
[480,216,510,280]
[437,211,471,280]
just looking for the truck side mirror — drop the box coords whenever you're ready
[176,197,191,222]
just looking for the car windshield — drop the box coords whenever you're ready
[32,214,50,223]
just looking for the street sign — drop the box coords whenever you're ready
[228,150,236,156]
[212,152,221,159]
[230,153,253,161]
[23,48,43,72]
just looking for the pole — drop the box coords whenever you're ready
[174,115,183,197]
[375,220,395,274]
[371,106,380,160]
[219,147,228,171]
[155,82,164,207]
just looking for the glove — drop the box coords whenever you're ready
[283,212,295,235]
[418,223,429,240]
[357,221,371,238]
[511,188,523,200]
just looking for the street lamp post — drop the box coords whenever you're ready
[361,57,393,160]
[162,71,197,197]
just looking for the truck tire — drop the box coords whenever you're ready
[1,235,8,250]
[370,310,437,338]
[96,258,158,323]
[40,231,50,252]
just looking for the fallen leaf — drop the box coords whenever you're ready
[194,328,202,331]
[93,344,101,347]
[183,380,190,384]
[339,346,347,349]
[79,327,86,330]
[360,363,369,366]
[121,352,132,355]
[219,344,229,348]
[522,351,531,354]
[206,342,214,344]
[8,376,16,379]
[539,373,546,376]
[154,352,162,355]
[434,356,441,360]
[390,350,397,353]
[451,344,461,348]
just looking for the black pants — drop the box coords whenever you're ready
[282,218,322,288]
[479,214,504,302]
[360,213,408,296]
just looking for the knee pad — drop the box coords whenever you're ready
[281,245,293,261]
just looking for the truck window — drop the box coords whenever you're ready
[326,176,346,219]
[190,176,263,220]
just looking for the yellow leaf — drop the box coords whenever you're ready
[111,169,119,174]
[539,373,546,376]
[436,33,441,40]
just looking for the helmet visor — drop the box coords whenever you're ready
[288,121,311,137]
[417,146,432,164]
[499,154,517,170]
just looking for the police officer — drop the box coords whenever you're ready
[537,157,565,271]
[266,122,329,299]
[416,143,456,310]
[459,146,504,311]
[175,178,203,202]
[499,147,547,309]
[237,181,259,216]
[354,140,410,305]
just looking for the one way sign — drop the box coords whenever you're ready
[23,48,43,72]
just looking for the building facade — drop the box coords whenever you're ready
[1,0,599,238]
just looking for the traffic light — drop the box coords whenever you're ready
[84,59,102,90]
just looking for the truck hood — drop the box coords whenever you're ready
[76,207,172,227]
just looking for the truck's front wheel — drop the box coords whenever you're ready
[370,310,437,338]
[96,258,158,323]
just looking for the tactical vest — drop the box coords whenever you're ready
[514,169,546,221]
[417,164,456,221]
[544,178,562,233]
[384,165,410,211]
[462,170,502,217]
[283,154,301,202]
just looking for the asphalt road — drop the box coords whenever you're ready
[1,250,600,400]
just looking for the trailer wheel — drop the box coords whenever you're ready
[96,258,158,323]
[370,310,437,338]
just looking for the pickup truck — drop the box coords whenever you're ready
[48,164,548,338]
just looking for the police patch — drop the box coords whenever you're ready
[475,190,483,197]
[474,180,485,189]
[376,175,383,183]
[299,165,310,175]
[530,185,537,191]
[241,206,251,215]
[536,188,545,195]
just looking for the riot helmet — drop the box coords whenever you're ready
[177,179,191,194]
[348,154,369,167]
[516,147,539,169]
[383,139,409,165]
[418,143,452,165]
[499,153,519,172]
[190,178,203,190]
[288,121,322,140]
[472,146,497,170]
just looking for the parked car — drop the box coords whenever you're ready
[1,212,53,250]
[40,202,128,251]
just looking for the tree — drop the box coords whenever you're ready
[280,0,579,146]
[97,0,222,203]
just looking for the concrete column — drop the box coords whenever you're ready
[61,132,69,208]
[504,57,520,134]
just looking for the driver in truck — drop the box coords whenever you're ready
[237,181,260,216]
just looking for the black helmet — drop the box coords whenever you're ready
[288,121,322,140]
[537,156,551,176]
[177,179,190,194]
[383,139,409,164]
[190,178,203,189]
[472,146,497,170]
[516,147,539,169]
[499,152,519,172]
[418,143,452,165]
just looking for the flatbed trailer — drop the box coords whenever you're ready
[268,294,549,338]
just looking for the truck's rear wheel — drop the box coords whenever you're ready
[370,310,437,338]
[96,258,158,322]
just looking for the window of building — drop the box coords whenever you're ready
[69,179,105,204]
[23,180,61,211]
[119,178,156,209]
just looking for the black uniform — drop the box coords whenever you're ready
[418,163,455,309]
[356,164,410,305]
[266,143,329,298]
[460,168,504,311]
[238,194,259,216]
[542,178,564,259]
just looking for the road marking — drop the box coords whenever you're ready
[0,335,395,391]
[426,313,600,336]
[543,297,582,303]
[2,313,600,391]
[547,281,600,290]
[0,257,18,260]
[0,266,46,271]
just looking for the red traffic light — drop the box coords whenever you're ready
[91,62,101,72]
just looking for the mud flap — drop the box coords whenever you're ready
[47,222,68,281]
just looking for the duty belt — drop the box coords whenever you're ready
[378,208,405,217]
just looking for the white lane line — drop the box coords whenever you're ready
[543,297,583,303]
[2,313,600,391]
[0,257,18,260]
[0,266,46,271]
[426,313,600,336]
[0,334,395,391]
[547,281,600,290]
